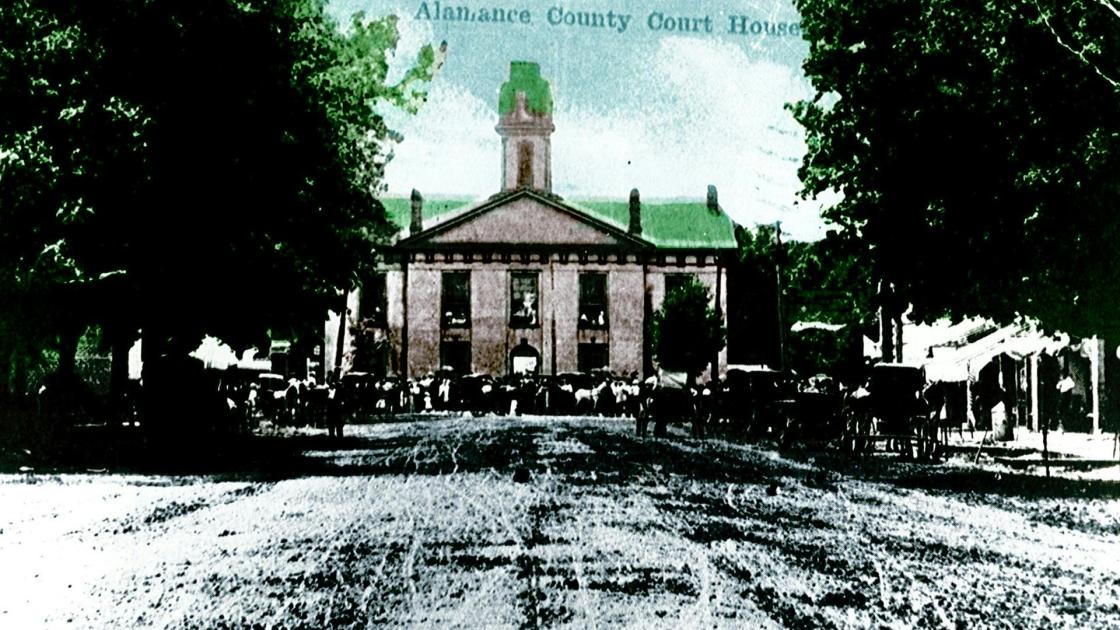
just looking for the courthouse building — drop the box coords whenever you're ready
[325,61,738,379]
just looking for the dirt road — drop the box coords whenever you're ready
[2,417,1119,628]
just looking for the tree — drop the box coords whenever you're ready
[732,223,872,369]
[651,277,726,379]
[790,0,1120,341]
[728,224,781,367]
[0,1,440,407]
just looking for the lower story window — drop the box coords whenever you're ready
[577,343,609,373]
[440,340,471,374]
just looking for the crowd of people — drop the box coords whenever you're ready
[216,368,834,440]
[227,371,652,432]
[41,359,978,451]
[28,351,967,456]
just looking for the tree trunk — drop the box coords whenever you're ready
[57,326,81,381]
[880,307,895,363]
[0,345,11,396]
[109,329,133,413]
[893,313,904,363]
[0,348,11,397]
[140,328,161,383]
[140,327,165,433]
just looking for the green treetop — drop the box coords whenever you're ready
[790,0,1120,341]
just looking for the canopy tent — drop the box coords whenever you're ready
[900,318,995,365]
[922,325,1067,383]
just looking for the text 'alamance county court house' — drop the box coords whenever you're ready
[324,62,738,380]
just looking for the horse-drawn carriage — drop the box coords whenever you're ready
[844,363,941,459]
[779,376,847,449]
[715,365,798,439]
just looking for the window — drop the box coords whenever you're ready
[510,272,539,328]
[578,273,608,329]
[578,343,609,373]
[359,272,387,327]
[441,272,471,328]
[517,141,533,187]
[440,340,471,374]
[665,273,697,298]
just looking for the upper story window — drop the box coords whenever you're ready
[510,272,539,328]
[578,272,608,329]
[665,273,697,298]
[441,272,471,328]
[359,272,387,327]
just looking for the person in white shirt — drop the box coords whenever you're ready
[1056,371,1075,431]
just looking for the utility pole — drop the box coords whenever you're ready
[333,291,349,381]
[879,279,895,364]
[774,221,786,371]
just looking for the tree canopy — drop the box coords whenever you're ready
[651,277,726,378]
[791,0,1120,340]
[0,0,440,394]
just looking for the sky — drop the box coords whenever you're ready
[329,1,836,241]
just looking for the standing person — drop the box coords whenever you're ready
[1056,370,1075,432]
[326,380,345,438]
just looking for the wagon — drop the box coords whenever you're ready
[846,363,939,459]
[254,373,288,423]
[781,386,845,449]
[719,365,795,438]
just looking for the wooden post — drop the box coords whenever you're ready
[1042,410,1050,478]
[1090,336,1101,435]
[965,369,974,432]
[1030,355,1040,432]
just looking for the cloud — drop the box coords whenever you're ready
[381,33,833,240]
[381,80,500,197]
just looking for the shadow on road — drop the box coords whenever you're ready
[798,449,1120,501]
[4,416,1120,506]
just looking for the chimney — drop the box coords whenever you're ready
[629,188,642,235]
[410,189,423,236]
[706,185,719,213]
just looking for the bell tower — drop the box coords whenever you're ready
[496,61,555,193]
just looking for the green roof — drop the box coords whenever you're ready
[380,195,738,250]
[498,61,552,116]
[577,200,738,249]
[382,197,472,229]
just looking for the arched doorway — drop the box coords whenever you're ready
[510,339,540,376]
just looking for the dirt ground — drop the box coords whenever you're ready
[2,416,1120,629]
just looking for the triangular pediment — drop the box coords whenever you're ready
[400,191,649,249]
